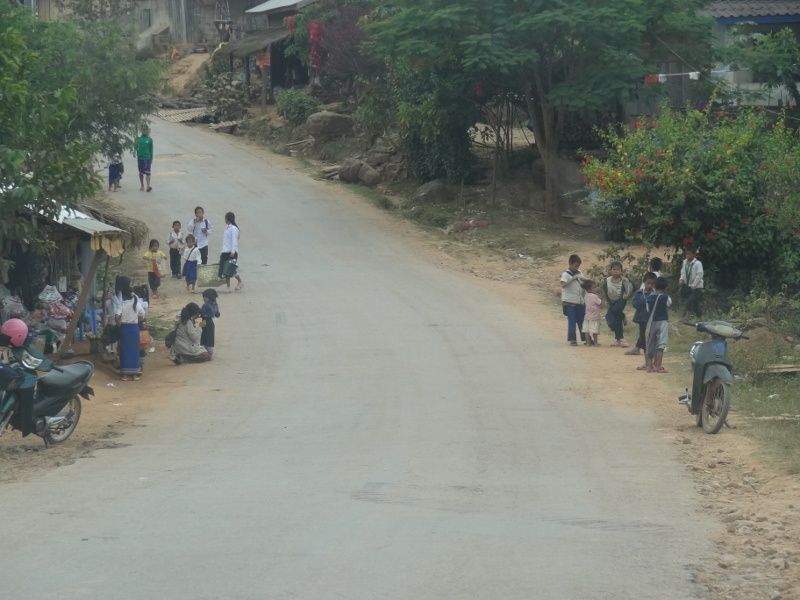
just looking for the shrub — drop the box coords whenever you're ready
[276,89,321,126]
[582,107,800,292]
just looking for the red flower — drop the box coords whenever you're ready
[656,150,665,158]
[729,167,737,174]
[706,231,715,240]
[633,120,641,129]
[715,111,724,118]
[743,217,751,225]
[634,168,645,175]
[682,236,695,246]
[285,15,296,33]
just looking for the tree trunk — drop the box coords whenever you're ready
[60,249,105,358]
[523,85,561,220]
[541,146,561,221]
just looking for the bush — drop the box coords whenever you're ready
[201,72,246,120]
[276,89,321,126]
[582,107,800,292]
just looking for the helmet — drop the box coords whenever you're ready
[1,319,29,348]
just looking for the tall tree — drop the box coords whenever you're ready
[0,4,159,259]
[371,0,711,219]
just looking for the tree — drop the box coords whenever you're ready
[726,27,800,108]
[581,107,800,291]
[370,0,711,219]
[0,4,160,260]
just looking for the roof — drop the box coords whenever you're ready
[215,28,290,57]
[245,0,316,15]
[704,1,800,18]
[55,206,127,238]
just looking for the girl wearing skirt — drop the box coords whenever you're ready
[114,277,146,381]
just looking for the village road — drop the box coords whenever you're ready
[0,120,714,599]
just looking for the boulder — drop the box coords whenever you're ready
[412,179,451,204]
[306,111,353,141]
[339,158,364,183]
[358,163,382,187]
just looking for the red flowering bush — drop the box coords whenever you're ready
[582,108,800,290]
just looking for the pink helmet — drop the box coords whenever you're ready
[1,318,29,348]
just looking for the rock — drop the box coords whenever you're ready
[319,101,351,114]
[306,111,354,141]
[572,215,595,227]
[358,163,382,187]
[412,179,451,205]
[365,148,395,168]
[339,158,364,183]
[718,554,737,568]
[274,144,291,156]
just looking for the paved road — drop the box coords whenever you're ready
[0,120,713,599]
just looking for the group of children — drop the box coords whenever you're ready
[140,207,243,299]
[561,250,704,374]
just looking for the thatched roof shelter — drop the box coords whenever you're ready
[79,193,149,249]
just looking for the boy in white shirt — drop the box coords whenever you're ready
[560,254,586,346]
[679,247,704,317]
[168,220,184,278]
[187,206,213,265]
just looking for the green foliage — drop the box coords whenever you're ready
[582,107,800,291]
[585,244,657,285]
[202,73,248,121]
[729,290,800,336]
[368,0,712,215]
[724,27,800,108]
[0,4,160,259]
[275,89,321,126]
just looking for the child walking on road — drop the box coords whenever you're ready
[168,220,184,278]
[135,126,154,192]
[143,239,167,300]
[581,280,602,346]
[182,234,201,293]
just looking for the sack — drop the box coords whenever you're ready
[101,324,120,345]
[222,258,238,278]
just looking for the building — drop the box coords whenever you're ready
[704,0,800,105]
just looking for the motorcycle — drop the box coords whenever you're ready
[0,338,94,446]
[678,320,747,434]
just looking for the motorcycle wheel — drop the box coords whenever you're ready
[43,396,82,445]
[701,378,730,435]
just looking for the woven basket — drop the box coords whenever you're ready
[196,263,221,288]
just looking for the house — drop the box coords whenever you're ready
[704,0,800,105]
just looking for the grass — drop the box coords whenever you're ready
[666,314,800,473]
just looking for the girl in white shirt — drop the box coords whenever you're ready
[219,211,243,292]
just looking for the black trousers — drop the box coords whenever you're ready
[684,288,704,317]
[199,245,209,265]
[169,248,181,276]
[636,321,647,350]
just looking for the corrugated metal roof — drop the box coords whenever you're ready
[245,0,316,15]
[703,0,800,18]
[56,207,127,238]
[214,28,290,57]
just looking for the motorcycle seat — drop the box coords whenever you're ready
[37,362,93,396]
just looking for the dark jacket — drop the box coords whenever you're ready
[632,289,649,323]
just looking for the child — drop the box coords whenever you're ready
[629,272,657,361]
[581,280,602,346]
[646,277,672,373]
[560,254,585,346]
[108,155,123,192]
[602,260,634,347]
[182,234,201,293]
[187,206,212,265]
[168,220,184,279]
[648,257,663,280]
[135,125,154,192]
[679,247,704,317]
[200,289,220,356]
[143,239,167,300]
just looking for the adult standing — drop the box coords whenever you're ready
[114,276,145,381]
[219,211,243,292]
[187,206,213,265]
[679,247,704,317]
[135,125,154,192]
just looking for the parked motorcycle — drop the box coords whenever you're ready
[678,320,747,434]
[0,320,94,446]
